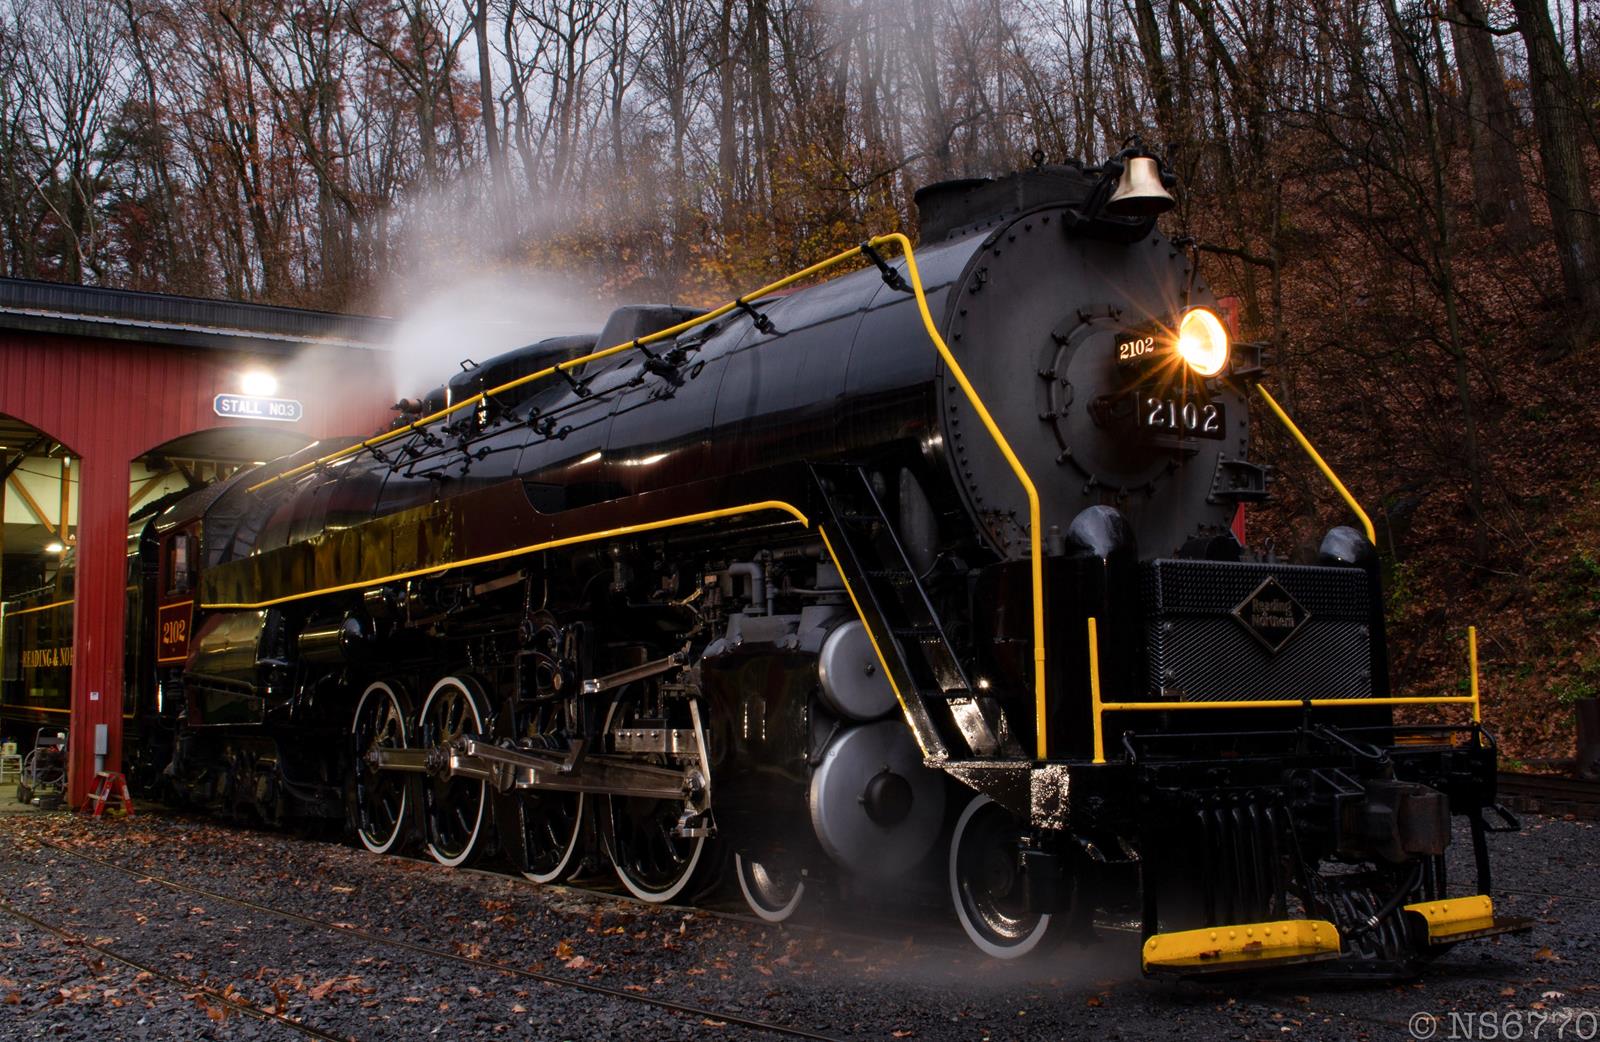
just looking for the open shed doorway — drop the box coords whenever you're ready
[0,414,80,765]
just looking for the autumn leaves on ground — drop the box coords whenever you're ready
[3,0,1598,763]
[1,810,1595,1040]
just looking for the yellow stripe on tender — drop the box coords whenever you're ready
[1142,919,1342,972]
[1403,895,1495,942]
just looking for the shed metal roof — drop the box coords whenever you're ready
[0,277,391,355]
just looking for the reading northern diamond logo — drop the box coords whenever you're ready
[1231,576,1310,654]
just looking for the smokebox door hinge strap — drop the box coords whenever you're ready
[860,242,910,293]
[734,297,776,334]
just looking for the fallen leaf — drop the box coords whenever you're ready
[554,940,575,960]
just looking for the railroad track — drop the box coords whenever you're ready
[69,802,986,957]
[13,839,1457,1042]
[21,832,1594,1042]
[0,899,351,1042]
[1497,772,1600,820]
[33,838,843,1042]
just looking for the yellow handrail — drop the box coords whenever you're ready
[872,232,1049,760]
[3,598,73,617]
[1089,616,1106,764]
[1469,625,1481,723]
[244,233,1053,760]
[203,501,810,610]
[248,242,876,494]
[818,528,928,759]
[1256,385,1376,545]
[1086,616,1484,764]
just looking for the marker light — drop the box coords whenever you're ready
[1176,308,1229,377]
[241,369,279,397]
[44,542,64,554]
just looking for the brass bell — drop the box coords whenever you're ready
[1105,155,1176,217]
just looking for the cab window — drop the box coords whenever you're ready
[166,533,196,594]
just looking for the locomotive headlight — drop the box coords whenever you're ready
[1176,307,1229,377]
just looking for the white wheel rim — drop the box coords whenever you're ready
[735,852,806,923]
[522,791,587,885]
[419,676,487,868]
[950,795,1052,960]
[352,681,408,855]
[610,826,706,904]
[602,693,706,904]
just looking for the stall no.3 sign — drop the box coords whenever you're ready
[213,394,303,422]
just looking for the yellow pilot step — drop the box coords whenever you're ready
[1403,895,1506,943]
[1142,919,1342,974]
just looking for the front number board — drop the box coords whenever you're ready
[1137,395,1226,440]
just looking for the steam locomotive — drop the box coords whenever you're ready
[19,153,1528,977]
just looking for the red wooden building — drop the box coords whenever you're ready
[0,278,393,807]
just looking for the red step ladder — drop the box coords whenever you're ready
[84,771,134,817]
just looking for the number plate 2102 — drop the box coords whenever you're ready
[1137,396,1226,439]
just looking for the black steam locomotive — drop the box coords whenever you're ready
[109,154,1524,977]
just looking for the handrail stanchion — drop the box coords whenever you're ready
[871,232,1049,760]
[1089,617,1105,765]
[1469,626,1481,724]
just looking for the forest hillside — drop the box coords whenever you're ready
[3,0,1598,763]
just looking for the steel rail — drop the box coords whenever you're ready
[38,839,844,1042]
[0,898,351,1042]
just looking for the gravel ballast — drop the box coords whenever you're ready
[0,807,1594,1041]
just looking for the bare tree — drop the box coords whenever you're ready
[1508,0,1600,334]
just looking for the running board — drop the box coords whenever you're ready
[1142,919,1342,975]
[1403,895,1533,945]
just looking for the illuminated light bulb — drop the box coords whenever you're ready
[1176,308,1229,377]
[241,369,279,397]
